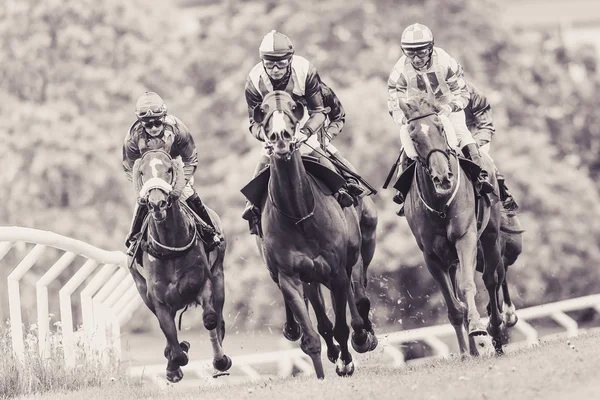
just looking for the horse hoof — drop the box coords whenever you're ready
[368,331,379,351]
[351,331,371,354]
[203,311,218,331]
[468,321,488,337]
[212,368,231,378]
[166,367,183,383]
[180,341,190,353]
[327,344,340,363]
[283,322,301,341]
[487,321,506,339]
[472,335,494,357]
[335,359,355,377]
[213,354,232,372]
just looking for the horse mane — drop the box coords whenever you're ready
[406,94,438,115]
[132,159,143,196]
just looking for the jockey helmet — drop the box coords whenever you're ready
[259,30,295,61]
[401,23,434,50]
[135,92,167,120]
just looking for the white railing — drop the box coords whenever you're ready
[128,294,600,385]
[0,226,140,366]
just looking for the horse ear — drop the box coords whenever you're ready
[397,98,410,117]
[253,104,269,124]
[289,101,304,121]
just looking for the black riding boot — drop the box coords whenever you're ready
[497,173,519,212]
[314,153,353,208]
[125,201,148,257]
[186,193,223,251]
[393,150,412,216]
[334,153,366,203]
[462,143,495,194]
[242,155,270,235]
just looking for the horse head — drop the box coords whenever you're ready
[398,95,455,195]
[133,150,187,221]
[253,91,305,161]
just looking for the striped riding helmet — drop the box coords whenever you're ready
[135,92,167,120]
[401,23,435,49]
[259,30,295,61]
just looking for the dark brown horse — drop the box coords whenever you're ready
[397,96,505,355]
[497,211,524,327]
[128,150,232,382]
[252,91,378,378]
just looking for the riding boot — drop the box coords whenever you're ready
[242,155,270,235]
[315,152,353,208]
[186,193,223,251]
[125,201,148,257]
[393,150,411,217]
[462,143,495,194]
[497,173,519,212]
[333,153,366,201]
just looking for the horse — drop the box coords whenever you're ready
[250,90,378,378]
[396,96,505,355]
[127,149,232,382]
[496,211,524,327]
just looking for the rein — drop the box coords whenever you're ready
[147,219,197,254]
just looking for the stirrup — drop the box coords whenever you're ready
[392,192,405,205]
[503,197,519,212]
[396,204,405,217]
[242,205,259,221]
[337,189,354,208]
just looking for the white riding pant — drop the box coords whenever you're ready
[399,110,475,160]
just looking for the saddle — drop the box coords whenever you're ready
[132,207,213,266]
[393,157,499,227]
[241,155,346,207]
[240,156,346,237]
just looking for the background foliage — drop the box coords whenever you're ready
[1,0,600,333]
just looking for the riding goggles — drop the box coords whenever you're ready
[142,119,164,129]
[136,104,167,119]
[404,48,431,59]
[263,58,291,70]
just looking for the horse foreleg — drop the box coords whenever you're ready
[359,198,378,274]
[349,257,378,353]
[279,272,324,379]
[282,299,301,341]
[481,237,506,354]
[455,233,486,337]
[330,275,355,377]
[211,264,226,344]
[424,252,469,355]
[154,304,188,383]
[305,283,339,363]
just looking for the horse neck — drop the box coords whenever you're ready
[416,154,459,209]
[149,200,193,247]
[268,152,315,217]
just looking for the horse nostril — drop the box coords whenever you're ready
[282,130,292,140]
[448,171,454,179]
[432,176,441,185]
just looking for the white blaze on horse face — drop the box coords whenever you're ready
[420,123,430,137]
[149,158,164,179]
[271,111,287,135]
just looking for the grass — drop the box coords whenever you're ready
[0,323,128,399]
[9,331,600,400]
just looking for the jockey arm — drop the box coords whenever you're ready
[122,126,141,182]
[320,81,345,139]
[171,116,199,181]
[302,65,327,135]
[387,62,408,125]
[445,57,470,112]
[468,87,495,147]
[245,78,265,141]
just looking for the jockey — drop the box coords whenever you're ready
[464,82,519,212]
[242,30,365,230]
[388,23,495,215]
[123,92,223,256]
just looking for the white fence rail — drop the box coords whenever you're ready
[0,226,139,366]
[128,294,600,385]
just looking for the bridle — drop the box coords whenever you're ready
[407,112,460,219]
[262,109,316,224]
[138,150,197,254]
